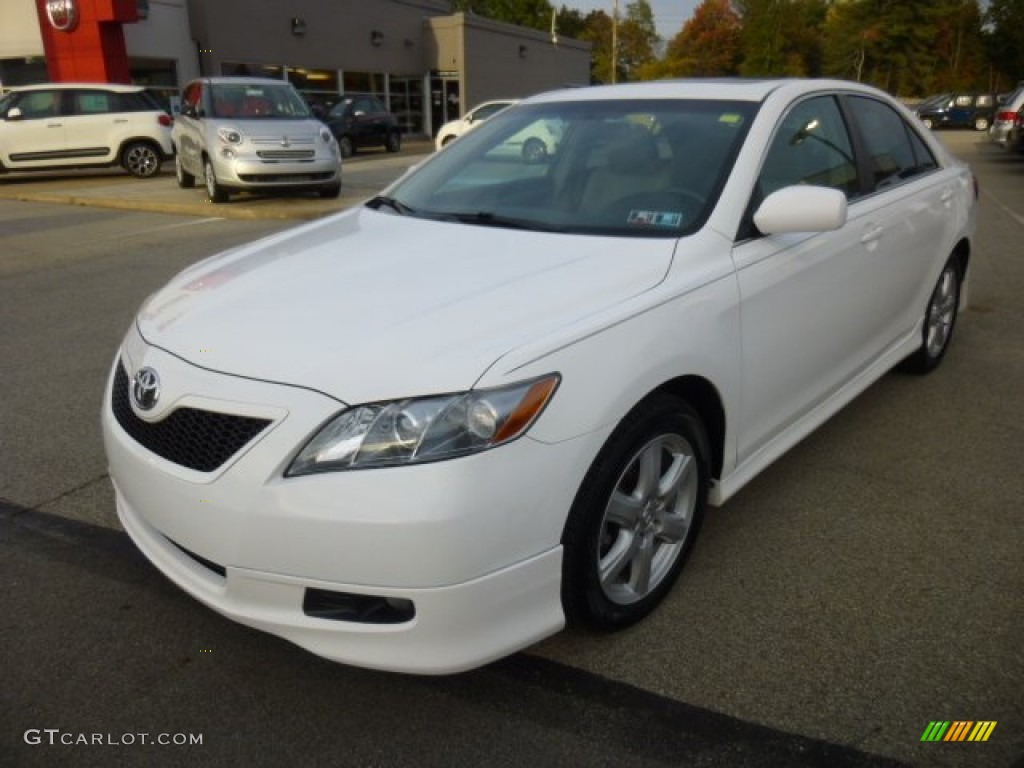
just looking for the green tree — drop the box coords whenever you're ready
[735,0,827,77]
[659,0,742,77]
[451,0,554,31]
[617,1,661,81]
[986,0,1024,89]
[823,0,987,96]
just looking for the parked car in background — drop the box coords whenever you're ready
[104,78,976,675]
[1005,107,1024,153]
[435,99,517,150]
[324,96,401,158]
[0,82,172,178]
[915,92,996,131]
[172,77,341,203]
[990,86,1024,147]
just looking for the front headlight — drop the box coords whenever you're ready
[286,374,559,475]
[217,126,243,145]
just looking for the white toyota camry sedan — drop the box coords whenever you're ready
[103,79,976,674]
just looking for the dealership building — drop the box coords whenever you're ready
[0,0,591,136]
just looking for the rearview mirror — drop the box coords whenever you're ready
[754,186,847,235]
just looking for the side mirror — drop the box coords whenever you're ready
[754,186,848,235]
[5,107,23,121]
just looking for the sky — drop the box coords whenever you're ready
[561,0,701,41]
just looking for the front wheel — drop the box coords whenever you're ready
[561,395,709,630]
[318,182,341,199]
[122,142,161,178]
[385,131,401,153]
[900,257,961,374]
[339,136,354,159]
[204,159,229,203]
[922,117,934,130]
[974,116,990,131]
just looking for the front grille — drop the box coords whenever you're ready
[111,361,271,472]
[237,172,334,183]
[256,149,315,160]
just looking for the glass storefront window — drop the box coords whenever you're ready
[221,61,285,80]
[0,57,49,91]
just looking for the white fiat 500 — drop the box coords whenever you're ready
[103,79,976,674]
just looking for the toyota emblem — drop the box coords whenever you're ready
[131,367,161,411]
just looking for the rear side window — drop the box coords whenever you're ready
[70,90,117,115]
[848,96,936,192]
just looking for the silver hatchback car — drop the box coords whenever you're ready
[173,77,341,202]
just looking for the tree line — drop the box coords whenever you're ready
[452,0,1024,96]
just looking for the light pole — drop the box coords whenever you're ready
[611,0,619,84]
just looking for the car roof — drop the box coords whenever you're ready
[9,82,145,93]
[524,78,892,105]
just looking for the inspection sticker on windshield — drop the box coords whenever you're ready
[628,210,683,228]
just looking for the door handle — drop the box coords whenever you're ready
[113,118,129,124]
[46,122,63,128]
[860,225,884,245]
[940,188,954,207]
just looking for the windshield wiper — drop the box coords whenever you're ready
[365,195,415,216]
[441,211,565,233]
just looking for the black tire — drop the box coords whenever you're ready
[900,256,961,374]
[385,131,402,153]
[522,137,547,163]
[318,182,341,199]
[203,158,229,203]
[561,394,709,631]
[122,141,161,178]
[339,136,354,159]
[175,153,195,188]
[922,117,934,130]
[974,116,990,131]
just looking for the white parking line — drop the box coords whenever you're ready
[981,187,1024,228]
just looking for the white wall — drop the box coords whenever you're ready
[123,0,198,83]
[0,0,44,58]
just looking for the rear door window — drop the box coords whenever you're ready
[847,96,936,192]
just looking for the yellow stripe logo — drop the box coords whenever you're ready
[921,721,996,742]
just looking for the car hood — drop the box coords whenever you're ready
[137,209,675,404]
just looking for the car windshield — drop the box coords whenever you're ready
[208,83,311,119]
[385,98,757,237]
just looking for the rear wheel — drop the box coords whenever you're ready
[561,395,709,630]
[204,158,229,203]
[175,153,195,188]
[339,136,354,159]
[122,141,161,178]
[922,117,935,129]
[901,257,961,374]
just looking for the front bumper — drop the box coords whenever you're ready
[210,151,341,189]
[101,334,596,673]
